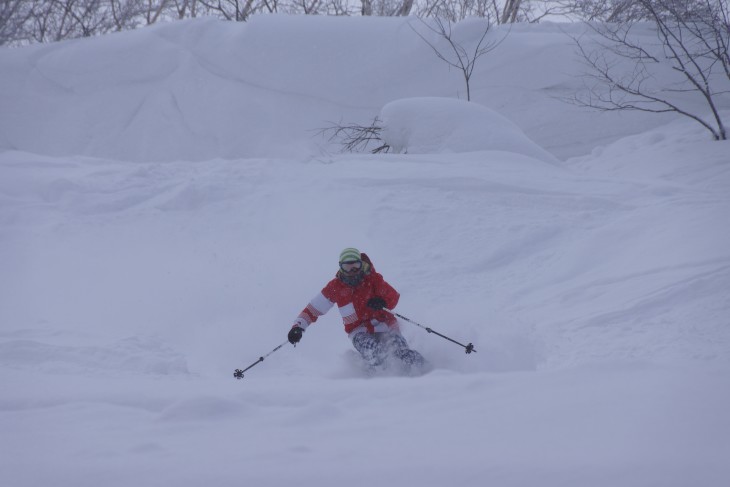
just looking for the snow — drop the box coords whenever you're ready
[1,15,730,487]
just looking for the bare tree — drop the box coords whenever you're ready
[570,0,729,140]
[416,0,496,21]
[290,0,326,14]
[109,0,145,31]
[23,0,104,42]
[679,0,730,83]
[1,0,166,44]
[171,0,200,18]
[515,0,585,22]
[53,0,115,38]
[1,0,32,45]
[142,0,171,24]
[323,0,354,15]
[197,0,261,20]
[570,0,651,22]
[500,0,522,23]
[410,15,506,101]
[360,0,413,16]
[413,1,572,25]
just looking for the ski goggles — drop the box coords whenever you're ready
[340,260,363,273]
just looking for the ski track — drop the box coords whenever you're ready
[2,148,727,373]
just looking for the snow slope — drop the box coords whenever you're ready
[0,17,702,161]
[1,15,729,487]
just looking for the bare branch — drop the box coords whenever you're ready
[567,1,729,140]
[318,118,390,154]
[410,15,506,101]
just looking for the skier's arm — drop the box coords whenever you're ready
[292,289,335,330]
[373,273,400,310]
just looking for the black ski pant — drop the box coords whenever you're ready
[351,331,425,368]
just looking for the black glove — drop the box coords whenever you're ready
[288,326,304,345]
[367,297,387,310]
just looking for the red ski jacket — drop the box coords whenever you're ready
[293,253,400,335]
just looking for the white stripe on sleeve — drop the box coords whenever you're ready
[339,302,358,325]
[310,292,335,315]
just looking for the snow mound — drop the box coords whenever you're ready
[380,97,557,163]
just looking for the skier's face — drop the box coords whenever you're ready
[340,260,362,274]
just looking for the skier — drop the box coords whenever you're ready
[287,248,427,374]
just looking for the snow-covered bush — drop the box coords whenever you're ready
[380,97,557,163]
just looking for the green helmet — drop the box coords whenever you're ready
[339,247,361,264]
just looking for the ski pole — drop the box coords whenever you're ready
[387,310,476,354]
[233,340,289,380]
